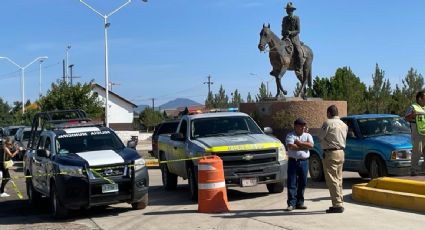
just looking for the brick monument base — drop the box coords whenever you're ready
[239,98,347,141]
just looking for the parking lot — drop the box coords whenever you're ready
[1,159,424,230]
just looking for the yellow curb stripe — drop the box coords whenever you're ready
[353,183,425,213]
[367,177,425,196]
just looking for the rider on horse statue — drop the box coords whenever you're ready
[281,2,303,76]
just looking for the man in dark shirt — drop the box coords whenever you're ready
[282,2,303,75]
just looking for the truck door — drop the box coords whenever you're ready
[32,135,45,191]
[169,119,188,176]
[39,136,52,194]
[342,118,364,170]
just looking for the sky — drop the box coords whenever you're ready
[0,0,425,107]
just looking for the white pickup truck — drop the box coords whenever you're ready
[158,112,288,200]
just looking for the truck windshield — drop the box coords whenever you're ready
[357,117,411,137]
[191,116,263,139]
[56,130,124,155]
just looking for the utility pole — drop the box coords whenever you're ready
[62,60,66,82]
[203,75,214,94]
[151,98,155,110]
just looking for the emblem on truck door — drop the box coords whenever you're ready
[242,154,254,161]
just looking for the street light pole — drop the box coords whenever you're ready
[39,59,44,98]
[65,45,71,83]
[79,0,143,127]
[0,56,48,113]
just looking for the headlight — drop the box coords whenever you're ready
[59,165,85,177]
[134,158,146,171]
[278,145,287,161]
[391,149,412,160]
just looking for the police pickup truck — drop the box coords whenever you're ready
[158,112,287,200]
[23,110,148,218]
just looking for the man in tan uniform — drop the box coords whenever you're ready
[318,105,348,213]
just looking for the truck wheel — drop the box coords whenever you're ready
[50,183,68,218]
[266,182,284,193]
[187,166,198,201]
[131,193,148,210]
[368,155,387,179]
[160,163,178,190]
[26,177,42,206]
[309,154,325,182]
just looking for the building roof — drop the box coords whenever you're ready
[92,83,137,108]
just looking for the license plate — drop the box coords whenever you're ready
[241,178,258,187]
[102,184,119,193]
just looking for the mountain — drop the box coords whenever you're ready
[159,98,202,110]
[134,104,149,113]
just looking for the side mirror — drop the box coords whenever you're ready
[171,133,185,141]
[264,127,273,135]
[347,130,356,139]
[36,149,48,158]
[127,140,137,149]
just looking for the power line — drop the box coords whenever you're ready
[0,61,61,80]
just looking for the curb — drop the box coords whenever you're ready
[352,177,425,213]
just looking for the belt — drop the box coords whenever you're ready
[323,148,344,151]
[289,157,308,161]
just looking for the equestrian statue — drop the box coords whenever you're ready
[257,2,313,98]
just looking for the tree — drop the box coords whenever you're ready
[39,80,103,119]
[328,67,367,114]
[214,85,229,109]
[256,82,269,102]
[246,92,254,103]
[230,89,243,108]
[204,91,215,109]
[139,107,163,132]
[367,64,392,113]
[0,98,13,126]
[389,85,407,115]
[309,76,331,99]
[401,68,424,104]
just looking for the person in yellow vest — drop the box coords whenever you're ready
[404,91,425,176]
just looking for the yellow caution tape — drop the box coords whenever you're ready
[89,169,115,184]
[9,180,23,200]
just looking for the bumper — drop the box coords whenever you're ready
[387,159,424,176]
[55,167,149,210]
[223,161,287,187]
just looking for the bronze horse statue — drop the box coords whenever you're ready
[258,24,313,98]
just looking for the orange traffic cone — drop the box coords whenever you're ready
[197,155,230,213]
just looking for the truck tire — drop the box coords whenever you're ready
[160,163,178,190]
[368,155,387,179]
[26,177,42,206]
[266,182,284,193]
[358,172,370,178]
[187,166,198,201]
[131,193,148,210]
[50,183,68,218]
[309,153,325,182]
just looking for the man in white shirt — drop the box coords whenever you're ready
[285,118,314,211]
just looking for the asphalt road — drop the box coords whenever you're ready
[1,163,424,230]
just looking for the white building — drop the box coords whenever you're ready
[91,83,137,131]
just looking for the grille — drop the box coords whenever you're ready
[89,165,126,179]
[215,149,277,167]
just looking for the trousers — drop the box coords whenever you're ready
[323,149,344,207]
[411,124,425,173]
[286,158,308,207]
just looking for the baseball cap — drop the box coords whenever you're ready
[294,118,306,125]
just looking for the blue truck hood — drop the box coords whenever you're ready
[193,134,281,150]
[365,133,412,149]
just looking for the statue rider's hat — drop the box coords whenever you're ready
[285,2,296,10]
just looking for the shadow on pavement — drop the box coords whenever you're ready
[307,177,369,190]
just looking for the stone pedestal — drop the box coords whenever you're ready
[239,98,347,141]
